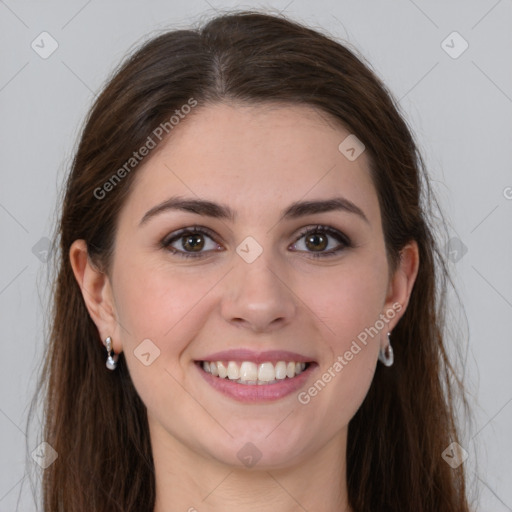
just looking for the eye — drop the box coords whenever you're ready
[161,224,352,259]
[161,226,223,258]
[289,225,352,258]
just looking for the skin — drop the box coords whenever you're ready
[70,103,419,512]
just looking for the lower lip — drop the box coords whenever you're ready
[194,362,317,403]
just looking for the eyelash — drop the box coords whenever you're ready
[161,224,353,259]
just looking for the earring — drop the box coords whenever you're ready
[104,336,118,371]
[378,332,394,367]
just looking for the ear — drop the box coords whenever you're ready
[69,240,123,354]
[382,240,420,332]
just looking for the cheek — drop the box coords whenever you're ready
[111,258,224,397]
[113,257,210,340]
[294,253,388,428]
[299,254,389,347]
[111,260,210,412]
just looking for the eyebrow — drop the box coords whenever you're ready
[139,195,369,226]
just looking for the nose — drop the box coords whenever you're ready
[220,251,297,333]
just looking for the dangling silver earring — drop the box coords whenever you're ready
[104,336,118,370]
[378,332,394,367]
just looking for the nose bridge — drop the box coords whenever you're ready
[221,241,296,331]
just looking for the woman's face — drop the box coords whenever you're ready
[96,103,413,469]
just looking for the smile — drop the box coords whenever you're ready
[194,358,317,402]
[200,360,309,385]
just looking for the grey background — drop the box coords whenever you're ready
[1,0,511,510]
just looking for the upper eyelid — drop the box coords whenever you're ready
[162,225,218,242]
[163,224,350,248]
[294,224,349,240]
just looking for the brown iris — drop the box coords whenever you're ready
[182,233,205,252]
[305,232,328,252]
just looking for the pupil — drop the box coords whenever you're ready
[184,234,204,251]
[306,233,327,251]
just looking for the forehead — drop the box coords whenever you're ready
[122,102,380,226]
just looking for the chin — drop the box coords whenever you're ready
[202,429,308,471]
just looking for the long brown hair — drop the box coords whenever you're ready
[29,10,474,511]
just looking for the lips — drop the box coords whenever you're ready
[196,349,315,365]
[194,349,317,402]
[200,360,309,383]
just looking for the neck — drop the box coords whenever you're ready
[150,419,352,512]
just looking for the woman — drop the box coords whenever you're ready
[34,10,472,512]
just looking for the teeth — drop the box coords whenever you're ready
[217,361,227,379]
[201,360,309,385]
[258,362,275,382]
[240,361,258,381]
[275,361,287,380]
[227,361,240,380]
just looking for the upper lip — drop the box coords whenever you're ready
[196,349,315,364]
